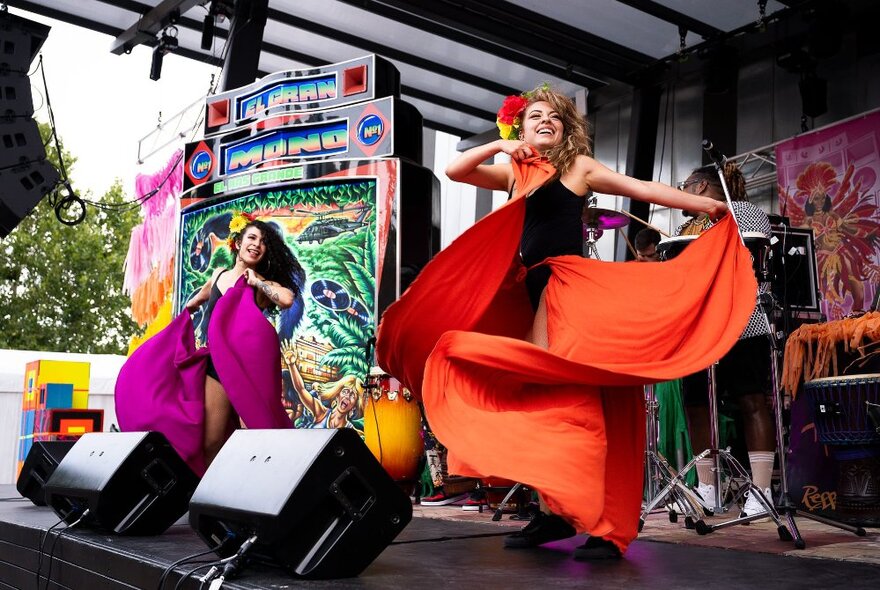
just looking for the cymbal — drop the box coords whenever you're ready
[581,207,629,230]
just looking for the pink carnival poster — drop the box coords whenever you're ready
[776,111,880,320]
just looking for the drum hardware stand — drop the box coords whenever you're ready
[756,294,866,547]
[708,138,865,545]
[581,204,629,261]
[675,357,790,536]
[490,482,535,522]
[639,384,708,533]
[583,224,603,260]
[671,141,792,538]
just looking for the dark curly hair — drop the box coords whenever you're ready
[234,220,305,300]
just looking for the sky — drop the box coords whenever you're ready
[15,8,219,199]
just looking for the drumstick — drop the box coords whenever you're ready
[619,228,638,258]
[616,209,671,238]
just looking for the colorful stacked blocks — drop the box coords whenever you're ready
[17,360,102,475]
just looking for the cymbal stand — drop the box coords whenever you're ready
[757,295,866,547]
[583,224,602,260]
[639,384,707,533]
[676,359,791,536]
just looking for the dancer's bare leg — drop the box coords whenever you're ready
[525,290,549,349]
[204,375,233,467]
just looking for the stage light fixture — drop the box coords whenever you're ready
[201,0,235,51]
[149,26,178,81]
[799,72,827,119]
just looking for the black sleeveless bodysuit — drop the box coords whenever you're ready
[519,180,584,310]
[200,269,227,381]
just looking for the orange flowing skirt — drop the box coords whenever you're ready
[377,158,756,552]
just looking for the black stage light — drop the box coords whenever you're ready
[150,26,178,81]
[799,72,828,119]
[201,13,215,50]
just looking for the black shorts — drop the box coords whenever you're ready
[205,354,220,382]
[682,336,771,406]
[524,265,551,312]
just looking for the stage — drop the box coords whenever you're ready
[1,485,879,589]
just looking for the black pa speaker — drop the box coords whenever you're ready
[0,11,59,238]
[43,431,199,535]
[188,428,412,579]
[16,440,75,506]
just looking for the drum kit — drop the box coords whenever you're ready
[581,204,629,259]
[643,142,871,548]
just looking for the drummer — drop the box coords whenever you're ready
[634,228,661,262]
[674,162,776,520]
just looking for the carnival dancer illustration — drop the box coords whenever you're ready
[376,85,758,561]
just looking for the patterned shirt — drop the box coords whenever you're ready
[674,201,772,339]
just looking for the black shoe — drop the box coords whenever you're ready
[573,536,621,560]
[503,511,576,548]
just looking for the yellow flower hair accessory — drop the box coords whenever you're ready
[227,211,255,250]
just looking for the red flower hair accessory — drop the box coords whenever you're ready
[495,82,552,140]
[496,95,529,140]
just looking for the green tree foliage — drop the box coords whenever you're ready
[0,123,140,354]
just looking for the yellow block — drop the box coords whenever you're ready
[24,360,91,408]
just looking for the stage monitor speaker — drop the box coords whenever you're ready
[189,428,412,579]
[770,225,821,314]
[16,440,75,506]
[43,431,199,535]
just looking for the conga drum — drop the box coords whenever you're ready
[803,374,880,523]
[363,368,424,486]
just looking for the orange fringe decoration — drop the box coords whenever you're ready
[782,311,880,397]
[129,260,174,326]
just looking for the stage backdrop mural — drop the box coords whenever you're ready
[176,176,381,435]
[776,111,880,320]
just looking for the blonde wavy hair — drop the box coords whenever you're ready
[313,375,365,417]
[522,87,592,176]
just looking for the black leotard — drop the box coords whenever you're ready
[519,180,584,310]
[200,269,228,381]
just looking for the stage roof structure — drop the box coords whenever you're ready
[4,0,862,139]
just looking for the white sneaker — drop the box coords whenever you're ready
[741,488,772,522]
[691,482,716,515]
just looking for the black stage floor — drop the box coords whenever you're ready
[1,485,878,590]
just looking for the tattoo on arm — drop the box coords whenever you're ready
[259,280,280,303]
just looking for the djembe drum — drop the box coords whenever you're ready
[803,374,880,524]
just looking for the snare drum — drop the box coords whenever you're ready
[803,374,880,445]
[657,235,697,261]
[363,369,424,482]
